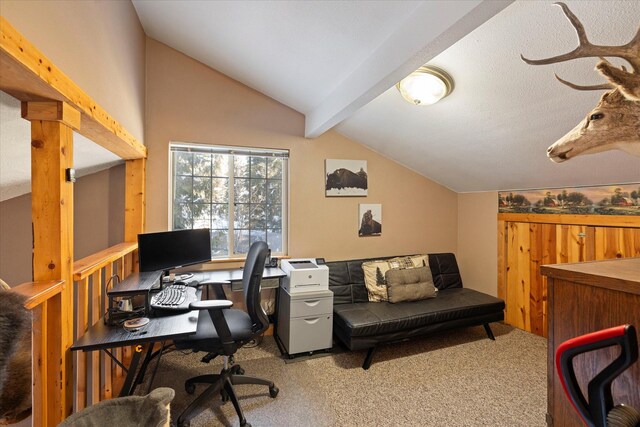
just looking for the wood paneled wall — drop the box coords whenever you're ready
[498,213,640,337]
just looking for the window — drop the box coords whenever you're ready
[170,143,288,258]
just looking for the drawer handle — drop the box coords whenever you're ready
[304,318,320,324]
[304,300,320,306]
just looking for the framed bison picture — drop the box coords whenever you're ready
[358,204,382,237]
[325,159,368,196]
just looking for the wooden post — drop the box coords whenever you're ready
[125,158,146,240]
[125,158,146,265]
[122,158,145,374]
[24,101,78,424]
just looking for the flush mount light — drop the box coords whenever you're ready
[396,66,454,106]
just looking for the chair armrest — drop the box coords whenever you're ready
[190,300,233,310]
[190,298,237,356]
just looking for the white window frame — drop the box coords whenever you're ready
[168,141,289,259]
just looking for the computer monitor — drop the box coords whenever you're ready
[138,229,211,273]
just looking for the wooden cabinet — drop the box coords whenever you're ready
[498,214,640,337]
[541,258,640,427]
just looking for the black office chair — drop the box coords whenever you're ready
[175,241,278,427]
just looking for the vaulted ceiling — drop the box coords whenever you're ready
[1,0,638,201]
[133,0,640,192]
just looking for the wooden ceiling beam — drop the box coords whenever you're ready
[0,16,146,159]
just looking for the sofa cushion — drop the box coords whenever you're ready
[385,266,437,303]
[333,288,505,338]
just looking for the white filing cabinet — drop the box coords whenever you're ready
[277,287,333,356]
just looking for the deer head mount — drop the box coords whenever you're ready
[521,2,640,163]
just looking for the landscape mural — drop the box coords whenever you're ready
[498,184,640,216]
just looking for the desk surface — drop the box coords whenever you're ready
[71,309,199,352]
[194,267,285,283]
[72,267,286,352]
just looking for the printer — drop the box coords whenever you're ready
[280,258,329,294]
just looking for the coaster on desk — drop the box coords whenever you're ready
[124,317,149,331]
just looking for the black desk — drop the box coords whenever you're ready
[71,267,286,397]
[193,267,285,289]
[71,309,199,352]
[71,303,200,397]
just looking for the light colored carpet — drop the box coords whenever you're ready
[138,323,547,427]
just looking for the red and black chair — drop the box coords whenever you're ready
[556,324,640,427]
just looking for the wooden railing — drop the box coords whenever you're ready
[72,242,138,412]
[2,17,147,423]
[11,280,65,426]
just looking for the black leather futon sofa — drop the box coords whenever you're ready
[326,253,505,369]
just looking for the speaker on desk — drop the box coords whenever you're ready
[264,249,278,268]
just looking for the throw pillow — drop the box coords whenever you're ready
[409,254,429,268]
[361,255,430,302]
[362,260,392,302]
[387,256,414,270]
[385,266,438,303]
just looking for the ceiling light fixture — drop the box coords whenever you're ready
[396,66,454,106]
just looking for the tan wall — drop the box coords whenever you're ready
[1,0,146,142]
[0,166,125,286]
[146,39,458,261]
[457,192,498,296]
[0,192,32,286]
[74,165,126,258]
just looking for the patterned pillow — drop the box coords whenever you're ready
[387,256,414,270]
[362,260,391,302]
[361,255,429,302]
[409,254,429,268]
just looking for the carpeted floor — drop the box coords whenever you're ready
[138,323,547,426]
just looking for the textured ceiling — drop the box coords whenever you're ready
[336,0,640,191]
[1,0,638,200]
[134,0,639,192]
[133,0,509,138]
[133,0,424,114]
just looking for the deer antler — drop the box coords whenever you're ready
[553,74,613,91]
[521,2,640,77]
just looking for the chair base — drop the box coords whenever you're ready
[177,364,278,427]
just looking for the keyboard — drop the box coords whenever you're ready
[150,284,198,312]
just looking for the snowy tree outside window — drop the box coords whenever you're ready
[170,143,288,258]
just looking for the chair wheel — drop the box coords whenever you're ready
[269,385,279,398]
[240,422,251,427]
[185,383,195,394]
[236,367,245,375]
